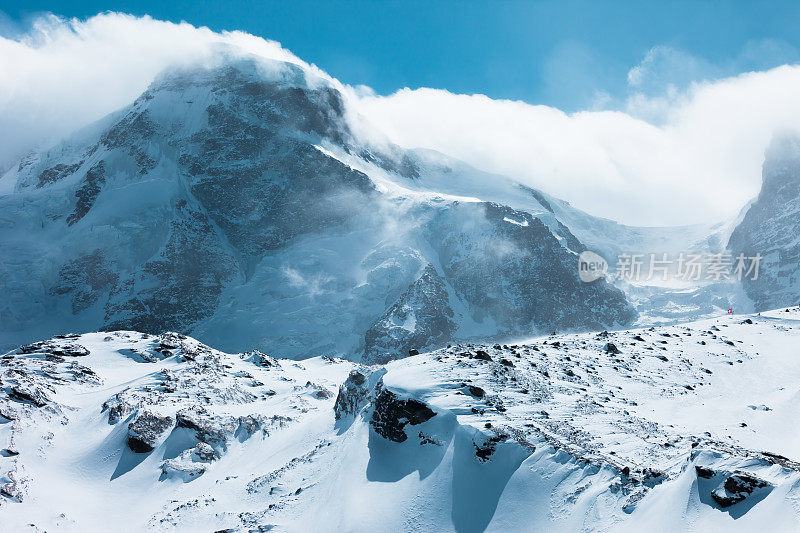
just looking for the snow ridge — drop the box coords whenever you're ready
[2,308,800,531]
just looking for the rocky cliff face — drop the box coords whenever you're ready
[0,53,635,360]
[729,134,800,310]
[363,265,457,364]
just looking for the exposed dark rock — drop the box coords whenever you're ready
[474,434,508,461]
[50,250,119,314]
[334,370,371,420]
[158,332,184,350]
[103,392,135,424]
[66,161,106,226]
[235,415,275,439]
[711,472,771,507]
[474,350,492,361]
[1,57,637,359]
[102,207,239,335]
[18,340,88,356]
[313,388,333,399]
[37,161,83,187]
[604,343,621,354]
[641,468,667,488]
[729,135,800,311]
[363,265,456,364]
[426,203,638,341]
[176,407,238,448]
[127,411,174,453]
[245,351,278,368]
[467,385,485,398]
[18,343,44,354]
[370,387,436,442]
[8,384,49,407]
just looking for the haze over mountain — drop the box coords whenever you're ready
[6,13,800,227]
[3,41,800,359]
[729,134,800,311]
[0,51,637,359]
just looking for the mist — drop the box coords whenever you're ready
[3,12,800,226]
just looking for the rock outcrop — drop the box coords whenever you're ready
[369,387,436,442]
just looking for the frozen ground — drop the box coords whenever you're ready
[2,308,800,532]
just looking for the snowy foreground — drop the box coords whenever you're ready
[2,310,800,532]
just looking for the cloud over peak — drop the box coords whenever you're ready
[2,13,799,226]
[0,13,312,167]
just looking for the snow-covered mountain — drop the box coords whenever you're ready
[0,52,637,359]
[729,134,800,311]
[2,308,800,531]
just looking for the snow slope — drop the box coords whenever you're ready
[2,308,800,532]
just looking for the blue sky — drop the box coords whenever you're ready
[3,0,800,110]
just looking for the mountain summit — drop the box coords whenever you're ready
[0,53,635,359]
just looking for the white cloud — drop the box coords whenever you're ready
[2,13,799,226]
[0,13,318,167]
[353,65,800,226]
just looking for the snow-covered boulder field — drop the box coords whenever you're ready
[2,308,800,532]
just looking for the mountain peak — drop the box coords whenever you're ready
[133,52,350,146]
[150,51,321,93]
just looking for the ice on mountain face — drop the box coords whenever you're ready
[0,58,374,351]
[103,206,241,334]
[729,134,800,311]
[427,202,635,333]
[0,54,637,360]
[8,50,791,368]
[3,310,800,531]
[363,264,457,364]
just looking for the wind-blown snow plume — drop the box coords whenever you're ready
[355,66,800,226]
[3,13,800,225]
[0,13,320,169]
